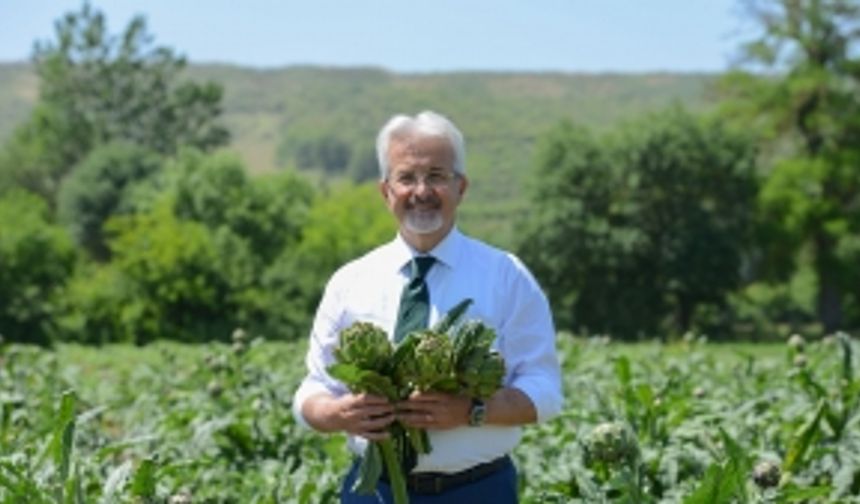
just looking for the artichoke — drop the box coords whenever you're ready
[787,333,805,351]
[459,350,505,399]
[394,330,456,393]
[584,421,639,467]
[334,322,393,373]
[452,321,504,399]
[752,459,781,489]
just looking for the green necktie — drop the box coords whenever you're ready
[394,256,436,343]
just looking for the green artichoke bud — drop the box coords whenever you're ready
[231,327,248,343]
[412,331,455,391]
[584,422,639,467]
[169,491,193,504]
[334,322,393,373]
[450,321,504,399]
[452,321,495,369]
[394,330,455,392]
[459,350,505,399]
[792,353,807,368]
[787,334,805,351]
[752,459,781,489]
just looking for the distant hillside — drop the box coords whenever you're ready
[0,63,721,247]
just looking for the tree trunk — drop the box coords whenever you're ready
[676,295,694,335]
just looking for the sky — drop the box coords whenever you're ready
[0,1,754,74]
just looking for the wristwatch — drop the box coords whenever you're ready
[468,398,486,427]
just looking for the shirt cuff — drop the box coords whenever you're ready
[292,378,334,429]
[510,375,563,423]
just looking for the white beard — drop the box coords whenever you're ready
[404,209,444,235]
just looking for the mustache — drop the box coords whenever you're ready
[407,193,441,208]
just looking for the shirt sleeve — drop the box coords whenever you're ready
[498,255,564,423]
[291,273,349,428]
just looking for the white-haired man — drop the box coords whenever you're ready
[293,111,563,503]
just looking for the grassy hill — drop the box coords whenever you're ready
[0,63,721,247]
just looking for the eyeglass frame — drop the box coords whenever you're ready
[385,169,462,191]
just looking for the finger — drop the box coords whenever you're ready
[356,393,393,405]
[365,411,395,429]
[361,428,391,441]
[396,410,434,428]
[408,391,446,402]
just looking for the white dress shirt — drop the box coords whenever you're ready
[292,227,563,473]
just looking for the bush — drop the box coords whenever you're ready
[0,190,76,344]
[57,142,163,260]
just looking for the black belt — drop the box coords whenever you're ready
[381,456,511,495]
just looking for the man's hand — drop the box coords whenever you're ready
[302,392,395,440]
[396,391,471,430]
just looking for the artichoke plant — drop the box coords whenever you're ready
[584,421,640,467]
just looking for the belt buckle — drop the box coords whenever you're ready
[410,473,444,495]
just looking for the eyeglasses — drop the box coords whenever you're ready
[388,171,459,190]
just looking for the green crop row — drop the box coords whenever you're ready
[1,332,858,503]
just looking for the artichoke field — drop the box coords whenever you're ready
[0,330,858,503]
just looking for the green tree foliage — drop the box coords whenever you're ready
[166,149,314,264]
[104,203,250,344]
[293,134,352,174]
[721,0,860,332]
[0,2,228,205]
[519,107,757,339]
[57,142,162,260]
[616,108,758,333]
[260,183,395,338]
[60,150,317,343]
[0,190,76,344]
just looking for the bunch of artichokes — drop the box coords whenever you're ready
[327,299,505,504]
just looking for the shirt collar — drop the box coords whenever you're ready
[390,227,464,274]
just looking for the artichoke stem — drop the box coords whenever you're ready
[379,438,409,504]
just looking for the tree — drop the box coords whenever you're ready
[261,183,395,338]
[0,2,228,205]
[519,107,757,339]
[57,142,162,260]
[517,122,661,337]
[616,108,758,333]
[0,191,76,344]
[65,149,319,343]
[164,149,314,264]
[721,0,860,332]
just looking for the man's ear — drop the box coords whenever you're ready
[379,180,391,202]
[457,175,469,199]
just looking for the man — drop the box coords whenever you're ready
[293,111,563,503]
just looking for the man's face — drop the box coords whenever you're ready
[380,133,467,250]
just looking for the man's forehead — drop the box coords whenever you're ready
[389,134,454,159]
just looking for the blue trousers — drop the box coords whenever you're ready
[339,458,518,504]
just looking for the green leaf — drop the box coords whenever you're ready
[352,443,383,495]
[432,298,473,334]
[130,457,157,498]
[102,460,133,501]
[47,389,77,500]
[327,364,398,400]
[614,356,632,388]
[778,483,832,502]
[719,427,751,503]
[683,462,735,504]
[783,400,827,474]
